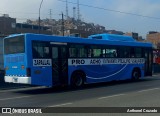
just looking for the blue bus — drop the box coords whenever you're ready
[3,33,153,87]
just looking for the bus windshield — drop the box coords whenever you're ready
[4,35,25,54]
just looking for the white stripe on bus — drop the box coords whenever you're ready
[86,64,128,80]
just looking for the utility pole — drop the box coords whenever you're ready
[61,12,64,36]
[73,7,76,20]
[49,9,52,20]
[66,0,69,20]
[39,0,43,34]
[77,0,80,21]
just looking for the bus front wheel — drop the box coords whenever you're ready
[71,71,85,88]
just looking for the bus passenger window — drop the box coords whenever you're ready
[93,48,101,57]
[106,48,117,58]
[123,48,131,58]
[44,47,50,57]
[130,48,135,57]
[69,48,77,58]
[124,51,130,57]
[135,48,142,58]
[32,41,50,58]
[102,49,106,57]
[78,48,87,58]
[88,49,92,58]
[77,45,87,58]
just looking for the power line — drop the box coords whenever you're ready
[57,0,160,20]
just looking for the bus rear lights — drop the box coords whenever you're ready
[5,66,9,70]
[21,65,25,69]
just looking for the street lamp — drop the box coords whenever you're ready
[39,0,43,34]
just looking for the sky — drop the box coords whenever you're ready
[0,0,160,38]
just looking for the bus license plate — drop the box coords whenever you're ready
[13,77,18,83]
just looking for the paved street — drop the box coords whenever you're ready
[0,74,160,116]
[0,74,160,109]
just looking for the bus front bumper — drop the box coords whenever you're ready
[4,76,31,84]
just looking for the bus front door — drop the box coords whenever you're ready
[51,46,68,86]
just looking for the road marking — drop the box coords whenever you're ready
[49,103,73,107]
[98,88,160,100]
[152,74,160,77]
[0,96,32,101]
[98,94,126,100]
[137,88,160,93]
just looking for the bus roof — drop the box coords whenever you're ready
[5,33,153,48]
[89,33,135,42]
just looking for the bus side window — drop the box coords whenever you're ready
[124,51,130,57]
[88,49,92,58]
[102,49,106,57]
[135,48,142,58]
[32,47,40,58]
[77,45,87,58]
[44,47,50,58]
[93,48,101,57]
[88,46,101,58]
[130,48,135,58]
[69,47,77,58]
[32,41,50,58]
[123,47,131,58]
[106,48,117,58]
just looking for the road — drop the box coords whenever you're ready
[0,74,160,113]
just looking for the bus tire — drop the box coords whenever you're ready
[71,71,85,88]
[132,69,140,81]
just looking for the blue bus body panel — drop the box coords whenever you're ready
[31,67,52,86]
[68,63,144,84]
[25,35,52,86]
[4,54,27,76]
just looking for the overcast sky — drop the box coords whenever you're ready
[0,0,160,38]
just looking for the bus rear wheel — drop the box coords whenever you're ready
[132,69,140,81]
[71,71,85,88]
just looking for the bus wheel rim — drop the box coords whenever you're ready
[75,76,83,87]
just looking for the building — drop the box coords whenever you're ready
[64,29,96,38]
[0,14,52,37]
[0,14,16,36]
[146,32,160,49]
[124,32,139,41]
[16,23,51,35]
[106,30,124,35]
